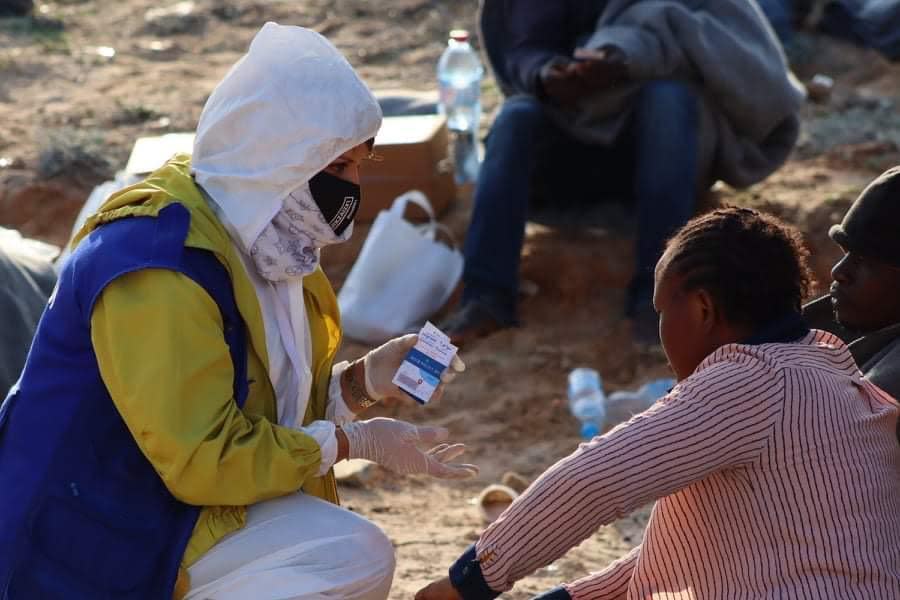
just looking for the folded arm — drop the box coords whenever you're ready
[92,268,327,506]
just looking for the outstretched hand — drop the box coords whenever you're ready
[341,418,479,480]
[415,577,463,600]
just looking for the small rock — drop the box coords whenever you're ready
[144,1,205,36]
[334,458,379,488]
[500,471,530,494]
[210,0,241,21]
[148,116,172,131]
[135,39,183,61]
[0,156,25,170]
[805,74,833,104]
[86,46,115,60]
[477,484,518,523]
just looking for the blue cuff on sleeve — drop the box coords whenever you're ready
[448,544,500,600]
[530,586,573,600]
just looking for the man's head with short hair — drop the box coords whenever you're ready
[828,167,900,333]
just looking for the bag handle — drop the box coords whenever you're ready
[389,190,461,249]
[390,190,436,224]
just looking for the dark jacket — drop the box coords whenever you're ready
[804,294,900,402]
[484,0,607,95]
[0,235,56,398]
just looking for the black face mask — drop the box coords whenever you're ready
[308,171,361,237]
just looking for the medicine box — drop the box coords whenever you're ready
[392,323,458,405]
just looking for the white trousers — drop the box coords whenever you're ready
[185,493,396,600]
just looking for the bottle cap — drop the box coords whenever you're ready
[450,29,470,42]
[580,422,600,439]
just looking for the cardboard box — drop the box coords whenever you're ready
[359,114,456,223]
[125,133,195,174]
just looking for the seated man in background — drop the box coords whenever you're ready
[442,0,804,345]
[804,166,900,404]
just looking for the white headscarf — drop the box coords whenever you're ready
[191,22,382,428]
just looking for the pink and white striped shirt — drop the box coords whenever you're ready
[474,330,900,599]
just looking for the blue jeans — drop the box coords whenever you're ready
[462,80,699,321]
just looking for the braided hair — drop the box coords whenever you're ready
[662,207,815,329]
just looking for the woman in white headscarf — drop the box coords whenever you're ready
[0,22,473,600]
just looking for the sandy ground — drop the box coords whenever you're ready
[2,1,900,598]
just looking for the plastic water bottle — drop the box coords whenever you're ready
[567,368,607,439]
[606,378,676,426]
[639,378,675,402]
[437,29,483,184]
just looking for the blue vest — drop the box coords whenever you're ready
[0,204,248,599]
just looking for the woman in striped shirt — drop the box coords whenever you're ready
[417,207,900,599]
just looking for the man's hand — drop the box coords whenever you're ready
[572,45,629,89]
[415,577,463,600]
[539,60,582,106]
[540,46,629,107]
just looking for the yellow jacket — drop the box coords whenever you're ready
[76,155,342,595]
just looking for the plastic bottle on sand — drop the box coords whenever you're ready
[567,368,607,439]
[606,378,676,425]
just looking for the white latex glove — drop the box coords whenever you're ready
[342,418,479,480]
[363,333,466,401]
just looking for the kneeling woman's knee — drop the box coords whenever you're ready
[351,519,396,585]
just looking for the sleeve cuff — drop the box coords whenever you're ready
[326,360,356,425]
[302,420,338,475]
[448,544,500,600]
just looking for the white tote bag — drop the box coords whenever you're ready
[338,191,464,344]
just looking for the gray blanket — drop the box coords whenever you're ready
[480,0,806,188]
[0,233,57,398]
